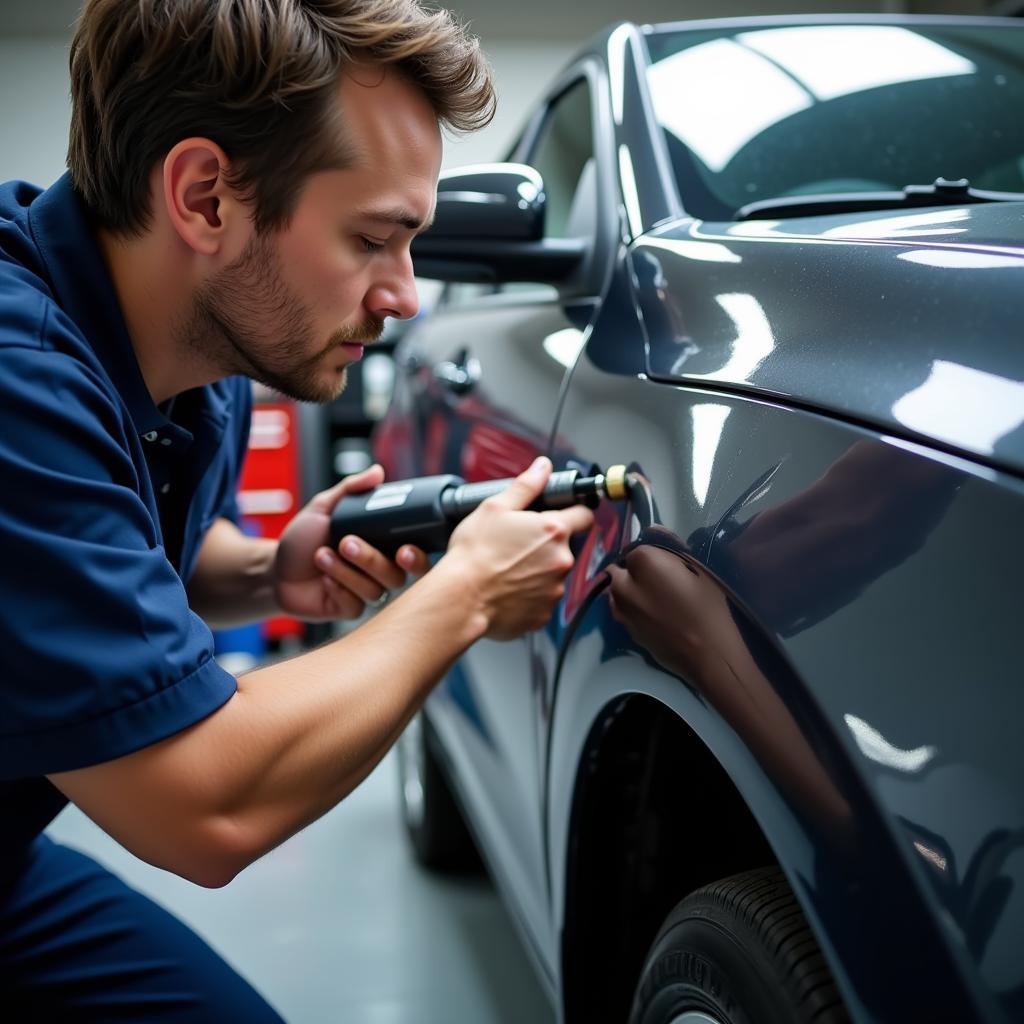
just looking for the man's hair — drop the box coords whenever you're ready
[68,0,495,236]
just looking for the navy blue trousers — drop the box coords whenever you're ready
[0,835,285,1022]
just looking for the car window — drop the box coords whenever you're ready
[645,23,1024,220]
[528,78,596,240]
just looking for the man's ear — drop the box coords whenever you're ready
[161,138,245,256]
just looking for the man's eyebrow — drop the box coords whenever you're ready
[356,207,435,233]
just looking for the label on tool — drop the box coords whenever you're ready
[454,481,506,504]
[365,483,414,511]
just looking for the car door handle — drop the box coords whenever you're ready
[433,354,481,395]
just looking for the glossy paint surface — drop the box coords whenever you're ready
[632,206,1024,474]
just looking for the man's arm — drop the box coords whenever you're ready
[49,459,592,888]
[185,518,279,628]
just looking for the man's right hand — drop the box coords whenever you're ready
[443,456,595,641]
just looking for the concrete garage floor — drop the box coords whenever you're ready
[46,750,555,1024]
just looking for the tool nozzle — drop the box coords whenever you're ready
[603,464,628,500]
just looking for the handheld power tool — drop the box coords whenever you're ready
[329,465,631,557]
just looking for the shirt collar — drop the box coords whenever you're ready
[28,172,169,438]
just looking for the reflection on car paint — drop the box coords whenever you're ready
[708,439,961,637]
[442,660,494,748]
[606,526,858,853]
[892,360,1024,456]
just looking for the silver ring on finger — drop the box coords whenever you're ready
[367,590,390,610]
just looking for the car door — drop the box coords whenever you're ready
[396,69,612,969]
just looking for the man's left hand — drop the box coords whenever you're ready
[274,465,429,621]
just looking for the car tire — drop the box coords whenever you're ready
[629,866,850,1024]
[396,712,481,872]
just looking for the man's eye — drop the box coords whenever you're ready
[360,237,385,254]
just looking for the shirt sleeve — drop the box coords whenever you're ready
[0,343,237,779]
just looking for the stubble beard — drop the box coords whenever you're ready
[183,233,384,404]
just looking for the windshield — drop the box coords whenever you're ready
[644,21,1024,220]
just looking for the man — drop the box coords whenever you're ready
[0,1,593,1018]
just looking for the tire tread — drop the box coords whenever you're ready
[637,866,851,1024]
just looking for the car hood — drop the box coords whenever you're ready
[632,202,1024,476]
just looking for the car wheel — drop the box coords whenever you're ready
[629,867,850,1024]
[396,712,480,872]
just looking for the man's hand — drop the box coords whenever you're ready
[274,465,429,621]
[443,457,595,640]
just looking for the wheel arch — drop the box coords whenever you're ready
[558,693,780,1023]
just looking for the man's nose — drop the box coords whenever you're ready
[366,252,419,322]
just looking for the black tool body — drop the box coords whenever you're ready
[330,468,622,557]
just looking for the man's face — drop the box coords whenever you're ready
[189,68,441,403]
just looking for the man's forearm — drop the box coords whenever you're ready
[50,555,488,887]
[210,568,487,869]
[186,518,280,628]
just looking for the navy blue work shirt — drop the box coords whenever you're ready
[0,173,251,857]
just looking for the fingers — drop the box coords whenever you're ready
[310,464,385,514]
[548,503,595,537]
[315,546,390,603]
[321,575,367,620]
[486,456,551,511]
[335,534,415,588]
[315,533,424,602]
[395,544,430,579]
[484,460,594,540]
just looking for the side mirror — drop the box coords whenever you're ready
[412,163,586,284]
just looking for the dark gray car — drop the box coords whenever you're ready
[376,15,1024,1023]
